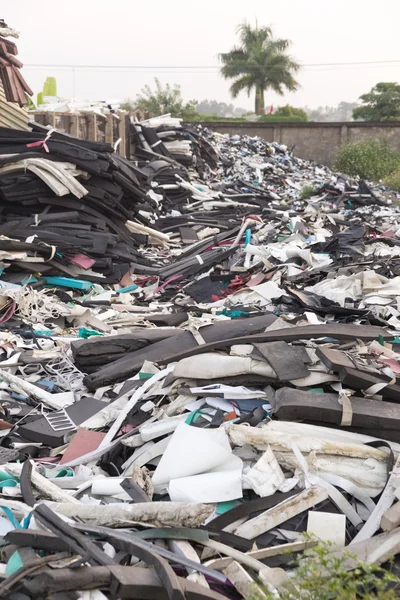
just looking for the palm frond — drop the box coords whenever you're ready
[220,56,253,79]
[219,47,244,62]
[230,75,256,98]
[221,22,300,107]
[237,22,273,51]
[270,38,290,52]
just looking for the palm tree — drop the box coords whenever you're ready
[220,22,300,115]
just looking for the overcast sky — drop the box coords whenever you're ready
[5,0,400,111]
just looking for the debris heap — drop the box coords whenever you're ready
[0,118,399,598]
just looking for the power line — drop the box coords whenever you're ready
[23,59,400,70]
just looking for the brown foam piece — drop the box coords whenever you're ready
[59,429,106,465]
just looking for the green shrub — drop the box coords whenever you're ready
[185,115,250,122]
[333,139,400,181]
[256,542,400,600]
[273,104,309,121]
[300,184,316,199]
[385,169,400,192]
[185,115,308,123]
[257,114,306,122]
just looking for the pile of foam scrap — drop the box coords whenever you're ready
[1,122,400,599]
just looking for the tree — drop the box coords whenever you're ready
[353,82,400,121]
[134,78,198,119]
[120,98,136,111]
[304,105,336,122]
[336,101,359,121]
[303,103,359,122]
[274,104,308,121]
[196,99,247,117]
[219,22,300,115]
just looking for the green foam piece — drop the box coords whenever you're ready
[216,501,237,515]
[6,551,23,576]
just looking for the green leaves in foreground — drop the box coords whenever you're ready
[300,184,316,200]
[384,170,400,193]
[334,139,400,181]
[253,541,400,600]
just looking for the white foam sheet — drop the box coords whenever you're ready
[307,511,346,548]
[152,423,242,494]
[242,446,289,497]
[168,454,243,503]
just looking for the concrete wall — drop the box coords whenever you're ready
[199,122,400,166]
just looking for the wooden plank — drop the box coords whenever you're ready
[42,112,56,128]
[87,113,98,142]
[60,114,70,134]
[205,539,317,570]
[98,117,106,143]
[69,115,79,138]
[124,114,130,157]
[30,110,126,145]
[234,486,329,539]
[105,114,114,145]
[34,114,45,125]
[79,115,88,140]
[118,114,126,157]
